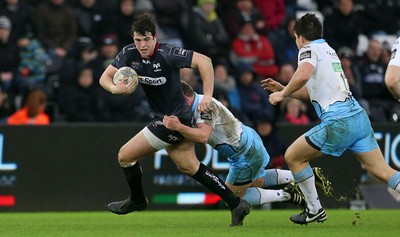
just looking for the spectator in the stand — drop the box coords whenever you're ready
[34,0,77,75]
[316,0,336,15]
[253,0,285,33]
[213,62,241,111]
[72,38,98,75]
[230,19,279,79]
[180,68,203,94]
[338,47,361,99]
[353,39,392,122]
[0,85,12,122]
[254,112,287,169]
[15,31,47,97]
[237,68,274,123]
[280,97,310,125]
[104,0,138,49]
[214,89,252,127]
[0,15,19,94]
[221,0,268,38]
[0,0,37,42]
[268,17,298,67]
[186,0,231,63]
[380,41,393,66]
[357,0,400,37]
[7,88,50,125]
[59,67,103,122]
[323,0,360,52]
[88,34,120,84]
[135,1,184,48]
[73,0,107,47]
[151,0,189,47]
[277,63,295,86]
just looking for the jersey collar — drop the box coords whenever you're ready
[191,93,200,112]
[310,39,326,44]
[147,42,160,59]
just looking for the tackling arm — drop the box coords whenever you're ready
[163,115,214,144]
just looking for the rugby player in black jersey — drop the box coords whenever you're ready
[99,14,251,226]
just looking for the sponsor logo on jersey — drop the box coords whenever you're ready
[173,48,188,57]
[200,112,212,121]
[299,50,311,61]
[142,59,151,64]
[139,76,166,85]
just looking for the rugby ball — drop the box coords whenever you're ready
[113,67,139,88]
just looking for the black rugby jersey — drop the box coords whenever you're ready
[112,42,194,119]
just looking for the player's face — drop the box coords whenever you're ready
[133,32,158,58]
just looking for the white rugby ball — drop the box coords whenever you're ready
[113,67,139,88]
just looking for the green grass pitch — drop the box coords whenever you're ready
[0,209,399,237]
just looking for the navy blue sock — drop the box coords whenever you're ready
[191,163,240,210]
[122,162,146,203]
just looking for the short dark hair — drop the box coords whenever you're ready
[131,14,156,36]
[181,80,195,97]
[294,13,322,41]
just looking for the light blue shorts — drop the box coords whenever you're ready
[305,110,379,157]
[224,126,270,185]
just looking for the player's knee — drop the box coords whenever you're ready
[284,150,295,164]
[117,146,137,164]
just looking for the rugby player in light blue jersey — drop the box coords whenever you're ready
[163,81,332,210]
[262,13,400,225]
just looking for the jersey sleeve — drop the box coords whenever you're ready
[195,101,219,129]
[298,45,317,67]
[165,45,194,68]
[111,45,132,69]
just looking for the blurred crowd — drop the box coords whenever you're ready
[1,0,400,128]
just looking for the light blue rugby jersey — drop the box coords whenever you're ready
[298,39,364,121]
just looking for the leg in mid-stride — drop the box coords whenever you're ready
[284,134,327,225]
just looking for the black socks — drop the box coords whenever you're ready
[191,163,240,210]
[122,162,147,204]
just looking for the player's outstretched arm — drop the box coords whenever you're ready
[261,78,309,101]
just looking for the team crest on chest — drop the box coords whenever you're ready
[153,63,161,72]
